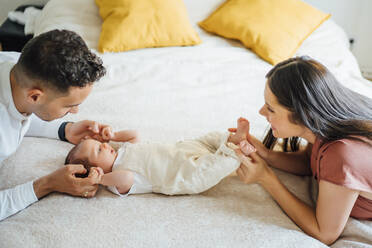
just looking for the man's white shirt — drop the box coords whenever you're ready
[0,60,65,221]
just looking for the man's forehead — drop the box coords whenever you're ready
[58,85,92,105]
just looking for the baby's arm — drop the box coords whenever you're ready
[102,126,139,143]
[92,167,134,194]
[112,130,139,143]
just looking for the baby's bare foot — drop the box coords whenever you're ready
[229,117,250,145]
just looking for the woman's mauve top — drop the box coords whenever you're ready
[311,137,372,220]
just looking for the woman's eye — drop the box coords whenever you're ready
[98,147,101,152]
[267,106,274,113]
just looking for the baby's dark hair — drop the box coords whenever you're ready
[65,143,93,178]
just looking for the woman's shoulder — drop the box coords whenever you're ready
[321,137,372,157]
[318,137,372,192]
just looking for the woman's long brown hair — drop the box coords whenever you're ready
[263,56,372,152]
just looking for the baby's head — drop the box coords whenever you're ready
[65,139,117,177]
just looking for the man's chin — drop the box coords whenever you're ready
[36,112,68,122]
[36,115,60,122]
[40,117,54,122]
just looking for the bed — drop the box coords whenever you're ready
[1,0,372,247]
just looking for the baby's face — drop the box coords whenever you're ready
[77,139,117,173]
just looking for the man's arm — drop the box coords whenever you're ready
[25,114,64,139]
[0,181,38,221]
[26,115,111,145]
[0,164,101,221]
[33,164,100,199]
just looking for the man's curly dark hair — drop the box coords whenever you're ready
[17,29,106,93]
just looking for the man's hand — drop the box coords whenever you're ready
[33,164,101,199]
[65,120,109,144]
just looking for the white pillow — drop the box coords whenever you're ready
[34,0,102,50]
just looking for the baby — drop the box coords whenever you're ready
[65,117,256,196]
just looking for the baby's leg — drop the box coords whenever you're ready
[228,117,250,145]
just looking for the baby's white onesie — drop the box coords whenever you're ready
[107,147,152,196]
[108,131,240,195]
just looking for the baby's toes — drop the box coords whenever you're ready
[237,118,249,131]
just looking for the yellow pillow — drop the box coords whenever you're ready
[95,0,201,53]
[199,0,330,65]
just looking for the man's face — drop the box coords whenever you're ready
[34,85,93,121]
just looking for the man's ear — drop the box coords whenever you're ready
[26,88,44,104]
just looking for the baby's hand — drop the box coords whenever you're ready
[101,126,115,141]
[88,167,104,184]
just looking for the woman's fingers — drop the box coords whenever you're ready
[249,152,263,162]
[236,166,242,176]
[240,163,249,174]
[236,168,243,179]
[236,164,251,183]
[234,149,252,164]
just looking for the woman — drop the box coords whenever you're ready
[231,56,372,245]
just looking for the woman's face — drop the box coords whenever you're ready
[259,82,307,139]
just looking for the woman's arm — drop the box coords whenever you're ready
[236,151,359,245]
[264,145,312,176]
[247,133,312,176]
[262,174,358,244]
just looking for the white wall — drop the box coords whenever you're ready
[305,0,372,77]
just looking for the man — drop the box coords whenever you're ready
[0,29,108,221]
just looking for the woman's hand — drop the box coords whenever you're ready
[235,149,272,185]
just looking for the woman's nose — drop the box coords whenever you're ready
[259,106,265,116]
[102,143,109,149]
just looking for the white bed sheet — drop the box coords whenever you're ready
[1,0,372,247]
